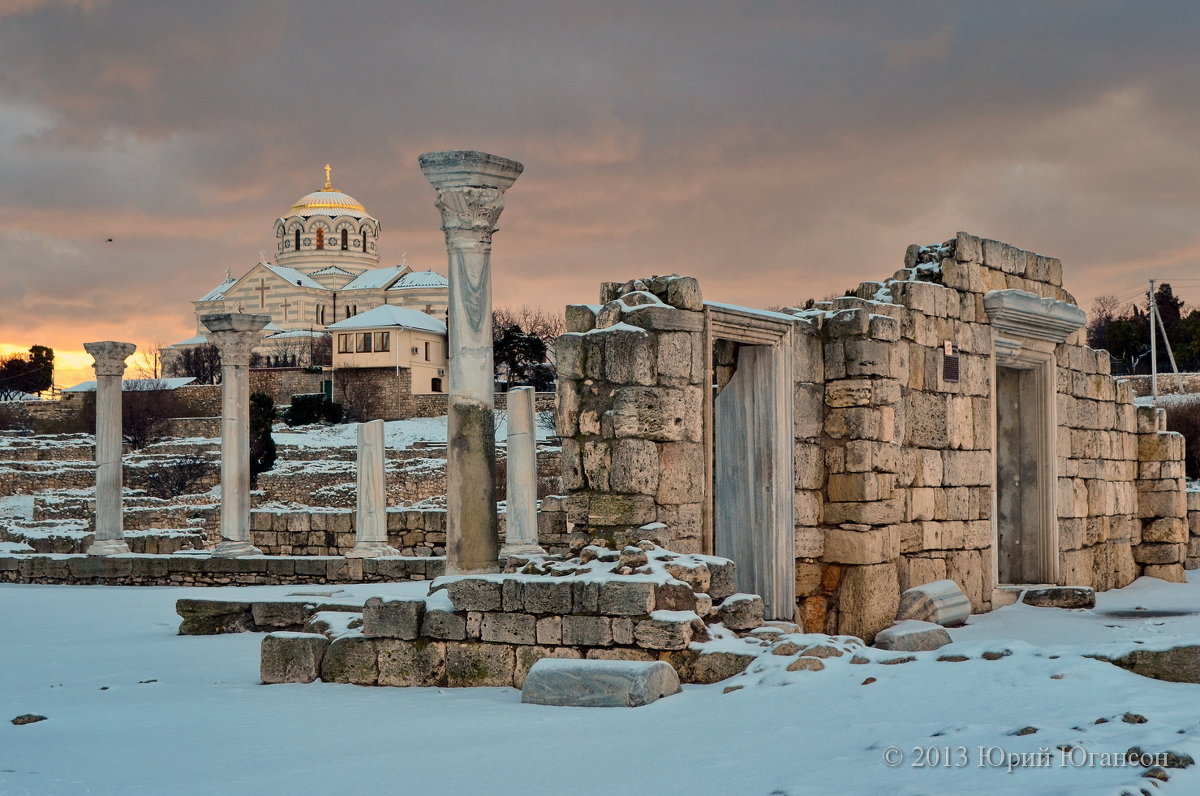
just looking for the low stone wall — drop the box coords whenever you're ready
[265,545,770,688]
[410,391,557,418]
[250,507,450,557]
[0,554,444,586]
[1123,373,1200,398]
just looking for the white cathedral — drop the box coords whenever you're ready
[167,167,449,372]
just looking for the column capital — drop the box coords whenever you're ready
[201,313,270,367]
[419,150,524,239]
[84,341,136,377]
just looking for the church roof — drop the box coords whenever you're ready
[326,304,447,335]
[311,265,354,277]
[388,270,448,290]
[197,277,237,302]
[266,329,329,339]
[266,264,326,290]
[342,266,405,291]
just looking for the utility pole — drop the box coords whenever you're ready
[1149,279,1157,404]
[1149,281,1183,392]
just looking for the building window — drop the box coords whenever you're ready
[294,229,301,250]
[374,331,390,352]
[356,332,372,353]
[361,232,368,252]
[316,304,326,325]
[341,229,348,250]
[337,334,351,354]
[431,377,443,393]
[315,228,325,250]
[424,341,431,361]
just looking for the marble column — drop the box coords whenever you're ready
[419,150,524,574]
[348,419,399,558]
[201,312,270,558]
[84,341,136,556]
[501,386,544,558]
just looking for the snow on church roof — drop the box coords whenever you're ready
[326,304,447,335]
[266,264,324,290]
[388,270,448,290]
[197,277,237,302]
[64,377,197,393]
[342,266,405,291]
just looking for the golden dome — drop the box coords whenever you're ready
[286,165,372,218]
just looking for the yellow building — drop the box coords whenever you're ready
[327,304,448,394]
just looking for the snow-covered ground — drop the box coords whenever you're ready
[271,412,556,450]
[3,577,1199,795]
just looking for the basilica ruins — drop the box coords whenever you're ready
[3,150,1200,694]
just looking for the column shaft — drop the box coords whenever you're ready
[348,419,399,557]
[84,341,136,556]
[501,386,544,557]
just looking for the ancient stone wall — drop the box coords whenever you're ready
[332,366,413,421]
[559,233,1193,643]
[0,554,442,586]
[556,276,707,553]
[411,391,557,419]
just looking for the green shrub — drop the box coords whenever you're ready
[282,393,343,426]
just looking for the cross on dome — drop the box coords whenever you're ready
[324,164,332,191]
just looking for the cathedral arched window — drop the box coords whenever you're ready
[294,229,301,251]
[341,229,348,250]
[316,228,324,250]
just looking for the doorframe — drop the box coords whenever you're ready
[991,340,1059,585]
[704,303,796,617]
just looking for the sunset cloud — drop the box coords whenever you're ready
[3,1,1199,387]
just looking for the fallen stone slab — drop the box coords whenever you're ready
[896,579,971,627]
[176,598,362,635]
[521,658,681,707]
[261,632,329,684]
[1101,645,1200,684]
[1021,586,1095,609]
[874,620,952,652]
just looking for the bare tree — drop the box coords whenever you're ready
[134,340,167,379]
[493,305,565,343]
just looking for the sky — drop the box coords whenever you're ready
[3,0,1200,388]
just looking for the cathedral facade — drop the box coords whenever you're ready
[168,168,449,370]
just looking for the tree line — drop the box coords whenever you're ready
[1087,283,1200,375]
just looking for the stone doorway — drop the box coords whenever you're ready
[994,354,1058,584]
[708,307,796,619]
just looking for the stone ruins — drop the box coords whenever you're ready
[4,152,1200,696]
[555,231,1196,641]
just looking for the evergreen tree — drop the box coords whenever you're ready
[249,392,277,485]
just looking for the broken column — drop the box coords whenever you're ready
[419,150,524,574]
[201,312,269,558]
[83,341,136,556]
[348,419,399,558]
[501,386,545,558]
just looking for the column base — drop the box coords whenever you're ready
[345,542,402,559]
[500,542,547,559]
[87,539,131,556]
[211,540,263,558]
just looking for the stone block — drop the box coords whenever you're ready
[717,594,764,630]
[599,579,656,615]
[261,632,329,684]
[1133,543,1185,565]
[706,559,737,601]
[536,616,563,645]
[362,597,425,640]
[250,601,314,631]
[377,638,446,687]
[443,578,503,612]
[562,615,613,646]
[176,599,253,635]
[653,581,698,612]
[823,525,899,565]
[610,386,702,443]
[584,494,657,527]
[520,659,681,707]
[609,438,659,495]
[1142,563,1187,583]
[572,580,601,614]
[421,608,467,640]
[873,620,952,652]
[445,642,515,688]
[522,580,573,614]
[1021,586,1095,609]
[320,634,379,685]
[633,613,696,650]
[837,563,899,642]
[656,442,705,504]
[480,612,537,645]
